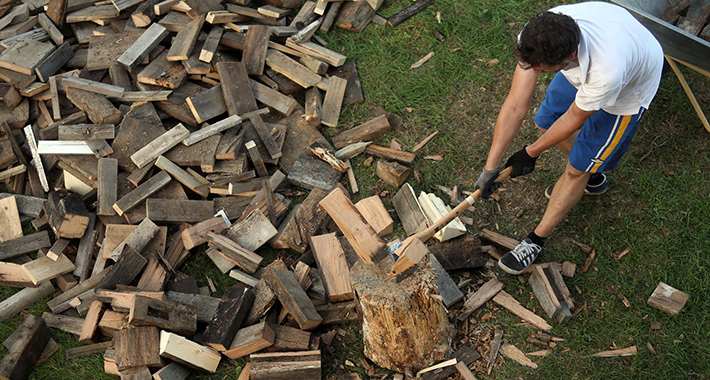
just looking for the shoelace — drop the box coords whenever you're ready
[511,240,541,266]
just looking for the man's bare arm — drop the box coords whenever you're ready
[526,101,596,157]
[484,65,539,170]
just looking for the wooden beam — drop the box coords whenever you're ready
[263,269,322,330]
[0,282,54,323]
[183,114,243,146]
[65,88,121,124]
[217,61,258,116]
[310,233,353,302]
[159,331,221,373]
[265,49,322,88]
[118,23,168,71]
[131,124,190,169]
[113,171,171,216]
[331,114,391,149]
[250,351,321,380]
[78,300,103,343]
[223,321,275,359]
[0,315,51,380]
[354,195,393,237]
[167,14,205,61]
[146,199,215,223]
[114,326,162,371]
[205,232,262,274]
[129,295,197,336]
[202,285,254,351]
[648,282,688,315]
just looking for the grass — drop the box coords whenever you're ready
[2,0,710,379]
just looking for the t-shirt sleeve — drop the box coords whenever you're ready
[574,75,622,112]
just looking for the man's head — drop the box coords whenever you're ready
[515,11,580,72]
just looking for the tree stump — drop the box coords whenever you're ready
[350,256,452,373]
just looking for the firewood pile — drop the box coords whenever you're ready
[0,0,449,378]
[659,0,710,41]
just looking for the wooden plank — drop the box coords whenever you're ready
[243,25,270,75]
[0,315,51,380]
[206,231,262,274]
[166,291,220,323]
[287,154,342,190]
[273,187,329,252]
[59,124,115,140]
[492,290,552,331]
[113,171,171,216]
[0,231,50,261]
[429,254,464,308]
[129,295,197,335]
[268,323,311,351]
[331,114,391,149]
[458,278,503,321]
[131,124,190,169]
[47,267,110,314]
[199,25,223,63]
[246,140,269,177]
[264,269,322,330]
[97,158,118,216]
[311,233,353,302]
[183,114,243,146]
[0,196,22,242]
[86,32,143,71]
[265,49,322,88]
[224,208,277,251]
[65,88,121,124]
[96,245,148,291]
[250,351,321,380]
[648,282,689,315]
[224,320,275,359]
[78,300,103,343]
[284,40,346,67]
[159,331,221,373]
[114,326,162,371]
[46,189,91,239]
[152,362,190,380]
[387,0,434,27]
[202,285,254,351]
[0,282,54,323]
[146,199,214,223]
[62,76,125,98]
[354,195,393,237]
[182,217,229,250]
[251,115,282,159]
[22,253,75,285]
[35,42,73,82]
[479,228,518,251]
[428,235,486,271]
[319,74,347,128]
[217,61,258,116]
[186,84,226,123]
[118,23,168,71]
[137,51,187,89]
[0,39,54,76]
[365,145,415,165]
[65,341,113,359]
[167,14,205,61]
[319,187,383,264]
[66,4,119,23]
[250,78,297,115]
[154,155,208,197]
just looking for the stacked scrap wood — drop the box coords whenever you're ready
[0,0,444,378]
[660,0,710,40]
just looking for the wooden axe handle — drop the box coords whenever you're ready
[415,166,513,242]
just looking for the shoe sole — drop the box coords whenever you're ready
[497,259,525,275]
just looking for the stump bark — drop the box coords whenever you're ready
[350,256,452,373]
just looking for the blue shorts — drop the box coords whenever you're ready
[534,73,645,173]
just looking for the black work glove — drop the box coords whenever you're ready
[505,146,537,178]
[475,167,501,199]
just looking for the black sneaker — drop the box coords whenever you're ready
[497,238,542,275]
[544,173,608,199]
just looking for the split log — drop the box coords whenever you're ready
[159,331,221,373]
[351,258,452,372]
[250,351,321,380]
[46,189,91,238]
[0,315,51,380]
[202,285,254,351]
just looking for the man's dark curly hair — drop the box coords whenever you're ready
[515,12,580,69]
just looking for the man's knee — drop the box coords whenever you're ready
[564,162,588,180]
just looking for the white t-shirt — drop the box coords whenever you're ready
[552,2,664,115]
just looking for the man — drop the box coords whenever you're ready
[475,2,663,275]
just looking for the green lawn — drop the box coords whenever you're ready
[2,0,709,379]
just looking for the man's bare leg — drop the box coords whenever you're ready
[534,162,589,237]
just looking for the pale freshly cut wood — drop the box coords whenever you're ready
[492,291,552,331]
[25,125,49,192]
[183,114,243,146]
[167,14,205,61]
[229,269,259,287]
[479,228,518,251]
[335,141,371,160]
[412,131,438,152]
[265,49,322,88]
[22,253,75,285]
[113,171,171,216]
[131,124,190,169]
[331,114,391,149]
[0,282,54,323]
[354,195,393,237]
[118,23,169,71]
[365,144,415,165]
[319,187,384,264]
[500,343,538,369]
[284,40,346,66]
[37,140,93,155]
[0,196,22,242]
[78,300,103,343]
[160,331,221,373]
[418,192,465,242]
[458,278,503,321]
[647,282,688,315]
[310,233,353,302]
[590,346,637,358]
[182,217,230,250]
[320,76,347,128]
